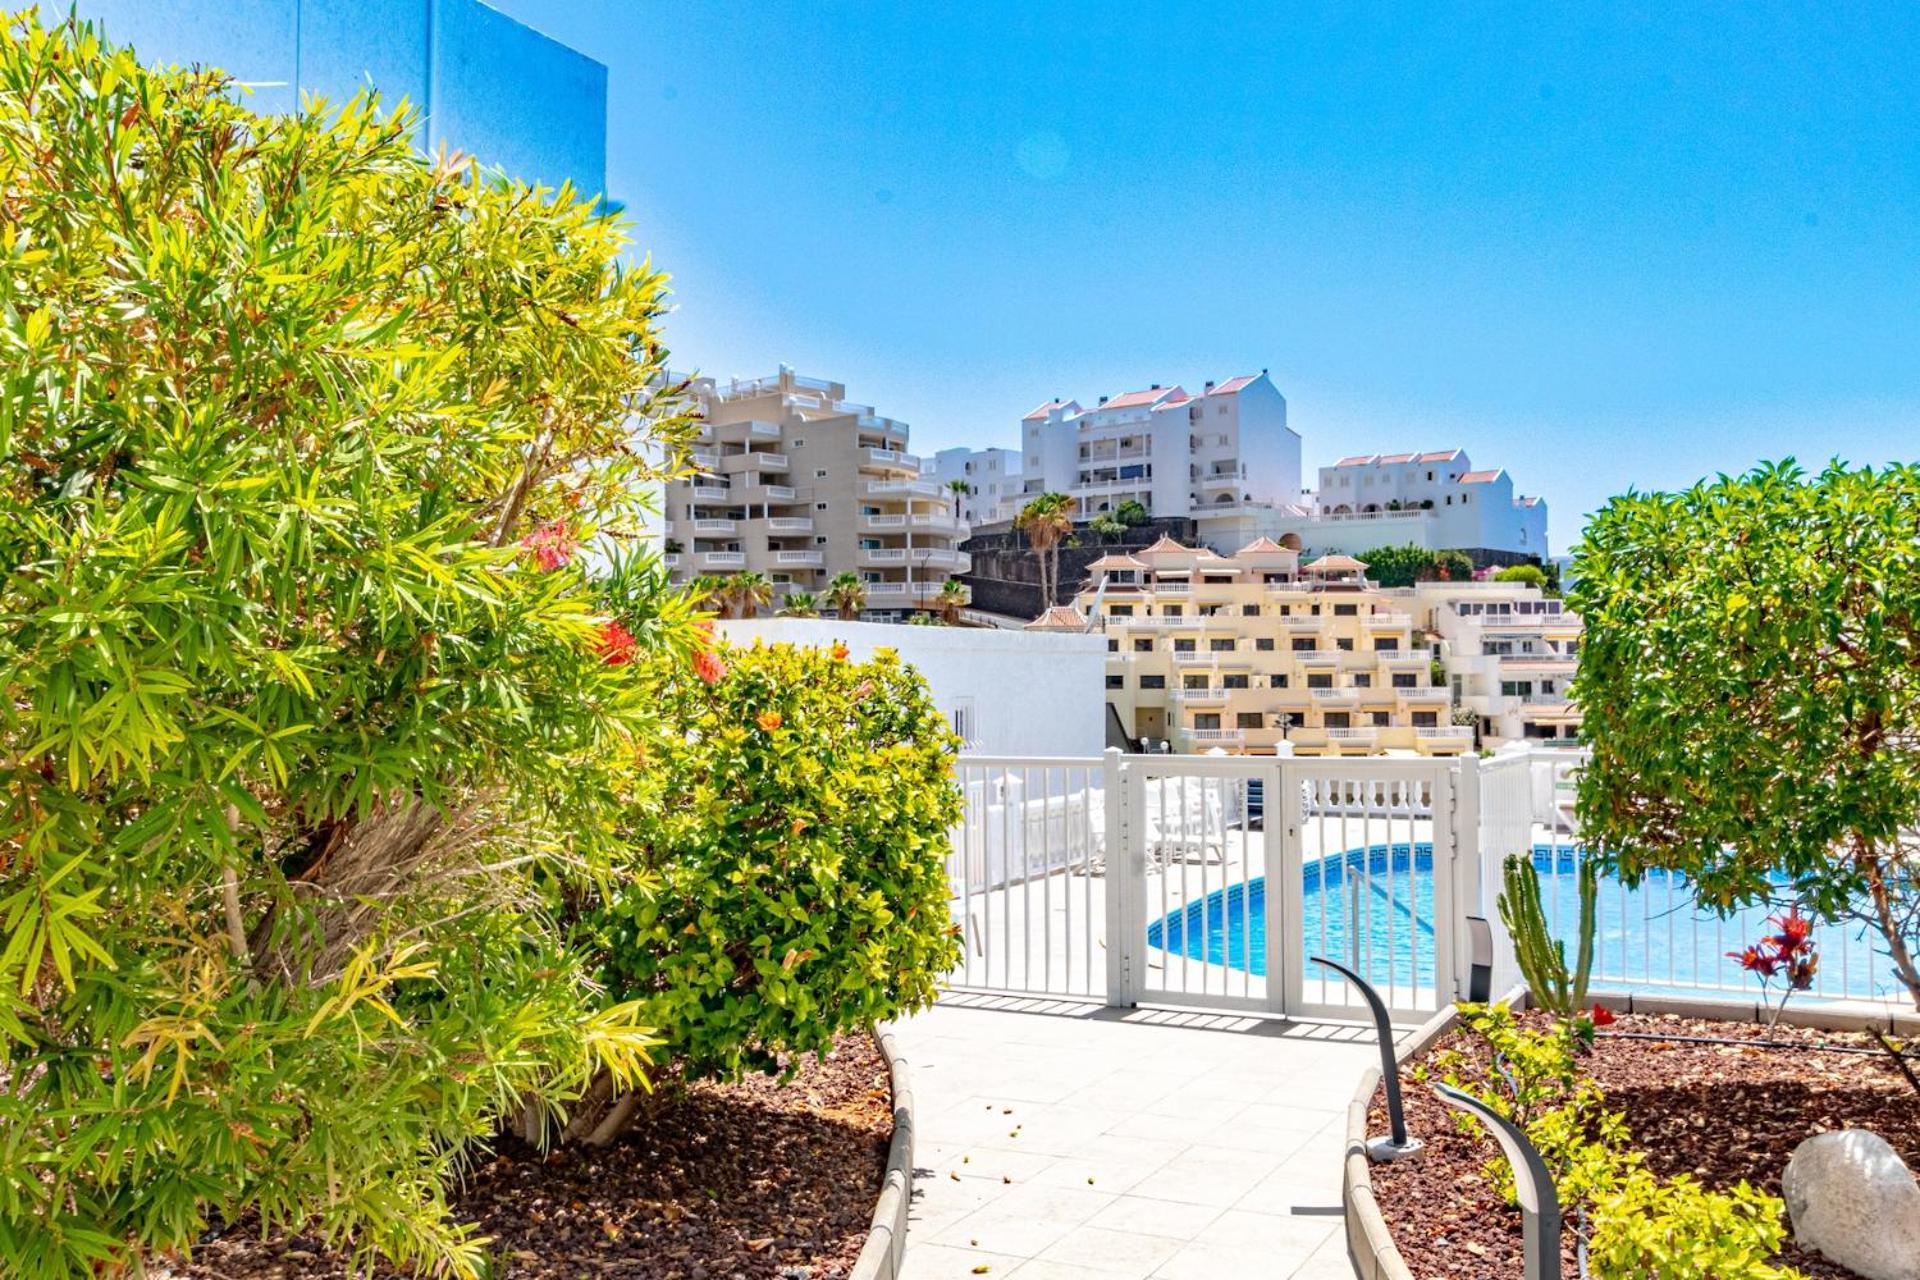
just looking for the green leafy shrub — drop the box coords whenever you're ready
[596,640,964,1081]
[1572,460,1920,1008]
[1494,562,1548,586]
[1588,1170,1804,1279]
[0,13,697,1276]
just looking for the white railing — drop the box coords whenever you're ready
[757,484,797,500]
[1416,726,1471,739]
[945,747,1913,1024]
[747,451,788,469]
[691,452,721,471]
[691,518,735,534]
[1325,727,1378,740]
[1309,688,1356,700]
[861,548,908,563]
[1364,613,1413,627]
[775,550,823,566]
[1183,728,1244,743]
[692,485,730,502]
[697,551,746,569]
[765,517,814,532]
[1152,581,1191,594]
[1171,689,1228,703]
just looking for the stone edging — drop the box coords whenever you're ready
[849,1027,915,1280]
[1340,988,1920,1279]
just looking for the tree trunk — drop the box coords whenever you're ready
[1862,840,1920,1010]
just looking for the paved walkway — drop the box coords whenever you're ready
[891,993,1382,1280]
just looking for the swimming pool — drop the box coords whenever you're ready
[1145,843,1897,1002]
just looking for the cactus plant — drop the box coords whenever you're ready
[1498,853,1598,1021]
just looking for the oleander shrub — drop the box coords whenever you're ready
[0,13,697,1277]
[595,639,964,1082]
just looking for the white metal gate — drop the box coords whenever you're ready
[947,750,1470,1023]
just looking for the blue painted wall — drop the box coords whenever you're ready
[72,0,606,195]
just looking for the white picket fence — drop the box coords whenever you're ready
[946,747,1907,1022]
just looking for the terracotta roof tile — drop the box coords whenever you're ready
[1025,605,1088,631]
[1335,455,1376,467]
[1208,374,1259,396]
[1022,398,1072,421]
[1102,386,1184,411]
[1459,469,1503,484]
[1418,448,1463,462]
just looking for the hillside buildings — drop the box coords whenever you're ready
[1037,537,1581,755]
[75,0,607,193]
[922,447,1023,528]
[662,368,969,618]
[1012,374,1302,522]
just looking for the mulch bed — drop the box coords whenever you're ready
[160,1032,893,1280]
[1367,1010,1920,1278]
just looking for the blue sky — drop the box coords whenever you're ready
[501,1,1918,548]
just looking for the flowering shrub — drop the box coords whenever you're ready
[594,640,964,1081]
[1729,908,1819,1030]
[0,15,697,1277]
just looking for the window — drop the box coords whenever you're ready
[1256,637,1275,651]
[816,502,829,511]
[814,535,828,545]
[1224,674,1249,690]
[1376,637,1399,652]
[1209,638,1234,652]
[1371,711,1391,726]
[1279,711,1305,728]
[1133,638,1153,652]
[1336,638,1355,651]
[1292,638,1316,652]
[1307,673,1333,689]
[1237,712,1263,729]
[1241,604,1260,617]
[815,469,828,478]
[792,438,806,448]
[1164,605,1184,617]
[1106,674,1124,689]
[950,700,975,744]
[1334,604,1358,617]
[1414,711,1439,727]
[1354,673,1372,688]
[1183,674,1208,690]
[1140,674,1166,689]
[1106,638,1119,652]
[1270,673,1289,688]
[1109,603,1134,616]
[1392,672,1418,689]
[1195,713,1221,730]
[1501,680,1532,697]
[1174,639,1196,653]
[1324,712,1351,728]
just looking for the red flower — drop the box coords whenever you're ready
[1590,1004,1616,1028]
[691,647,727,685]
[596,620,638,666]
[1728,945,1782,978]
[831,642,849,661]
[1768,908,1813,949]
[756,710,783,732]
[521,519,574,572]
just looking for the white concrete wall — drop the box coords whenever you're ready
[714,619,1106,758]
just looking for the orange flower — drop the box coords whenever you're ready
[756,710,783,732]
[596,620,638,666]
[831,642,849,661]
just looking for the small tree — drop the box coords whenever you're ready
[1428,549,1476,582]
[945,477,973,519]
[1114,498,1150,527]
[720,569,774,619]
[1573,461,1920,1008]
[934,577,970,623]
[594,641,963,1081]
[779,590,821,618]
[1357,543,1437,588]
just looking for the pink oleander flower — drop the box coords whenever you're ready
[692,646,727,685]
[596,620,638,666]
[521,519,574,571]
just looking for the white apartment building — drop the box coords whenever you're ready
[662,368,970,616]
[1250,449,1549,561]
[922,447,1023,528]
[1417,584,1583,747]
[1014,373,1302,522]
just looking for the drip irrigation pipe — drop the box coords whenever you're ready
[1594,1029,1914,1059]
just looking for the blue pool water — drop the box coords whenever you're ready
[1145,843,1897,1002]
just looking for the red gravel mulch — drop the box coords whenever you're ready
[160,1032,893,1280]
[1367,1011,1920,1278]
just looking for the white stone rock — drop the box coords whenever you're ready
[1782,1129,1920,1280]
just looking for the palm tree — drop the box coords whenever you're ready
[825,571,867,621]
[945,478,973,521]
[778,590,820,618]
[933,578,969,624]
[685,574,727,614]
[722,571,774,619]
[1015,492,1073,608]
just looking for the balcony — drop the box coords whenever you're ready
[1363,613,1414,628]
[909,512,967,534]
[692,485,731,502]
[696,551,746,570]
[1198,469,1243,490]
[773,550,824,567]
[1309,687,1357,702]
[764,516,814,533]
[1377,649,1430,666]
[1150,580,1192,594]
[1183,728,1244,746]
[860,447,920,474]
[1396,687,1451,704]
[859,547,908,566]
[863,479,943,500]
[739,483,797,503]
[690,452,722,473]
[1284,616,1322,630]
[719,450,787,474]
[1171,688,1229,704]
[860,514,908,531]
[1325,727,1379,746]
[662,553,682,569]
[1498,648,1578,666]
[1171,651,1213,666]
[1417,726,1474,742]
